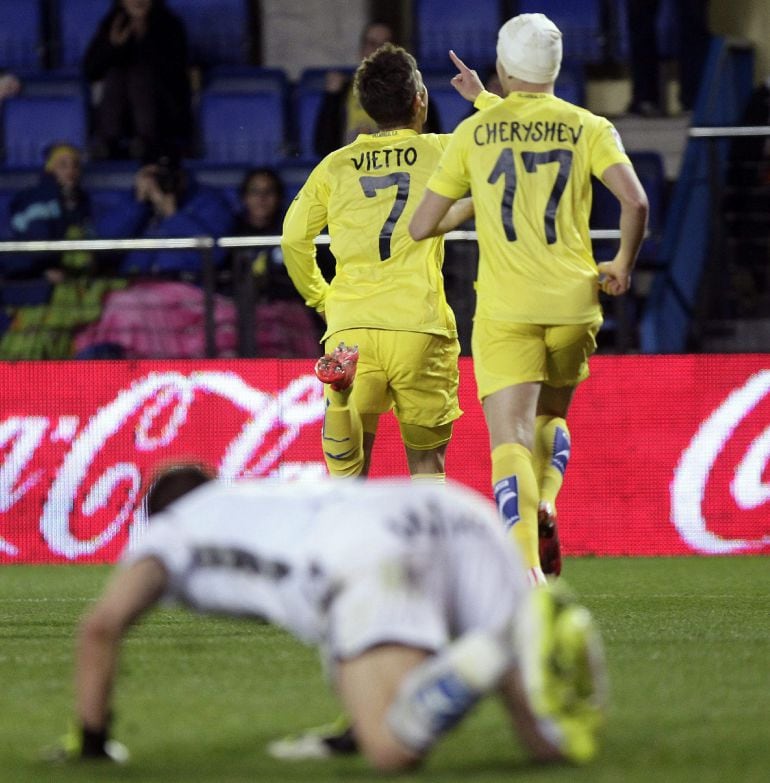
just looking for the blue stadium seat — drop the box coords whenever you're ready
[166,0,250,66]
[90,188,135,237]
[517,0,604,64]
[199,91,287,165]
[18,73,87,99]
[186,162,246,212]
[294,89,323,163]
[189,161,315,215]
[294,69,331,163]
[2,95,87,167]
[554,63,586,105]
[0,2,43,72]
[0,188,15,239]
[0,279,53,306]
[0,168,39,192]
[292,68,356,163]
[414,0,499,70]
[55,0,255,70]
[422,71,472,132]
[277,162,314,207]
[54,0,107,71]
[204,66,288,95]
[81,160,138,192]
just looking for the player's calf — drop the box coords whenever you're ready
[385,632,510,759]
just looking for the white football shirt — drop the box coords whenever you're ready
[124,478,527,656]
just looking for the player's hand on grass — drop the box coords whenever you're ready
[449,50,484,102]
[42,723,129,764]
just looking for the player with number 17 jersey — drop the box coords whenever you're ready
[427,92,631,324]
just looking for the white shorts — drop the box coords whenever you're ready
[313,486,529,661]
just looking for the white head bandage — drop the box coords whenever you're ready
[496,13,562,84]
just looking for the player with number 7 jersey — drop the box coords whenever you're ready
[282,42,499,483]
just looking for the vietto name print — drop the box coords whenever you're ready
[0,356,768,563]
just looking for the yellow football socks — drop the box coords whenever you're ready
[534,415,570,510]
[321,388,364,478]
[491,442,540,571]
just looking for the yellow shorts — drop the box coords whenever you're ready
[326,329,462,433]
[471,317,602,400]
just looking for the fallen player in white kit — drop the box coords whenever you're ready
[54,464,606,771]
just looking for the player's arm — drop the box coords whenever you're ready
[76,558,168,747]
[281,180,332,317]
[409,189,457,241]
[448,50,501,110]
[436,196,474,233]
[596,162,649,296]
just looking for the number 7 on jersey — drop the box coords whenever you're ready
[359,173,411,261]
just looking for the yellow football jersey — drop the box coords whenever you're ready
[427,91,632,324]
[282,128,457,340]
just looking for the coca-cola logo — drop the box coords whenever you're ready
[0,370,326,561]
[671,371,770,554]
[3,356,769,562]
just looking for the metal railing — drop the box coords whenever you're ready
[0,229,624,358]
[688,125,770,139]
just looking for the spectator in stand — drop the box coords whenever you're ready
[626,0,712,117]
[0,71,20,103]
[314,21,441,158]
[230,168,322,357]
[0,143,127,360]
[83,0,193,161]
[5,143,95,280]
[72,160,237,360]
[104,157,233,277]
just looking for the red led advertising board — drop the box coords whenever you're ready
[1,355,768,563]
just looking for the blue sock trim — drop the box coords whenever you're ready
[493,475,520,530]
[550,426,571,475]
[412,671,481,736]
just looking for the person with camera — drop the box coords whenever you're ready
[71,159,236,359]
[104,158,233,278]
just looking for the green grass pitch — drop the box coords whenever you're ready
[1,557,767,783]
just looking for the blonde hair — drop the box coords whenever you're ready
[44,143,81,172]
